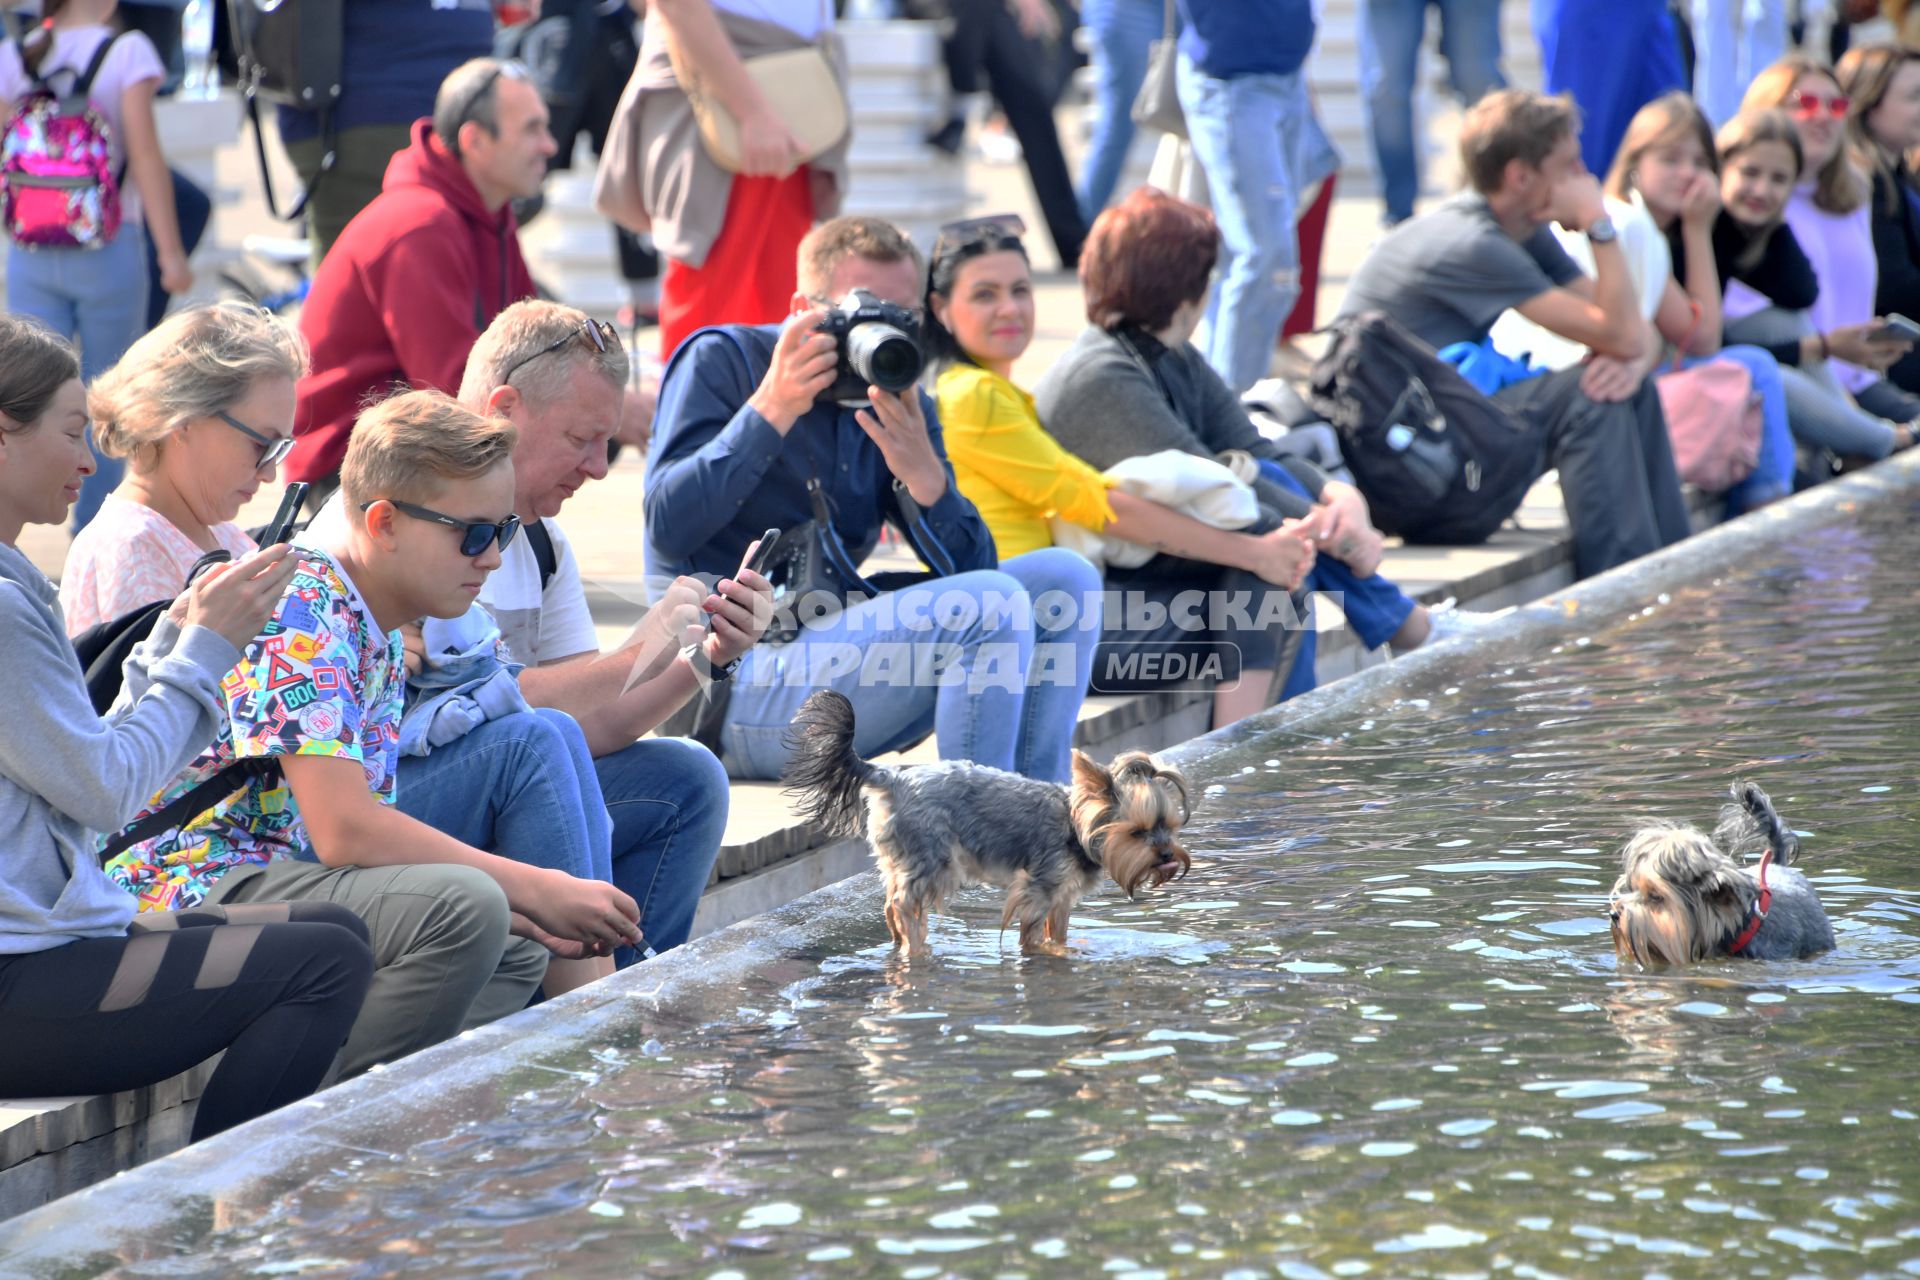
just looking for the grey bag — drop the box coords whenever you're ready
[1130,0,1187,139]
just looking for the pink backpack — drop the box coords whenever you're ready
[1,33,123,250]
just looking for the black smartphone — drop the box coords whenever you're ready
[741,527,782,577]
[1874,313,1920,344]
[260,481,310,547]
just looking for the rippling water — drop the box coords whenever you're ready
[46,500,1920,1279]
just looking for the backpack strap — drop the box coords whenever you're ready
[525,517,558,593]
[70,30,121,100]
[97,758,282,865]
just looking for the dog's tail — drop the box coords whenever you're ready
[1715,779,1802,866]
[781,690,878,838]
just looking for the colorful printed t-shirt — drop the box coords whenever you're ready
[106,546,405,911]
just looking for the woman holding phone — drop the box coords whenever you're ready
[0,313,373,1141]
[60,303,306,633]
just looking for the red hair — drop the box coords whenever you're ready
[1080,187,1219,332]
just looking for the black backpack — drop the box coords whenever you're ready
[227,0,344,220]
[1307,311,1540,546]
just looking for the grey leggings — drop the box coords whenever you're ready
[1723,307,1901,458]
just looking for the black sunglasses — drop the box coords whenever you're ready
[361,499,521,558]
[451,58,532,139]
[933,212,1028,256]
[500,318,617,387]
[215,410,295,471]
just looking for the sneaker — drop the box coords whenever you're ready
[1422,597,1509,647]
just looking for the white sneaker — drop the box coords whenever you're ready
[1422,597,1508,646]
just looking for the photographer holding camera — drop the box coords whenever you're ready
[645,216,1103,783]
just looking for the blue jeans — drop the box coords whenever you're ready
[7,225,149,531]
[1723,308,1903,459]
[1256,461,1418,701]
[592,736,728,958]
[1176,54,1339,394]
[1680,346,1794,514]
[397,709,727,961]
[1359,0,1506,224]
[1076,0,1161,223]
[397,708,612,884]
[721,548,1103,783]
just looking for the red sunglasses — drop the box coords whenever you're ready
[1787,90,1849,119]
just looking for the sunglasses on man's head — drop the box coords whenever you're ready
[453,58,533,136]
[933,212,1029,256]
[360,499,522,558]
[215,410,295,471]
[500,317,617,387]
[1787,90,1849,119]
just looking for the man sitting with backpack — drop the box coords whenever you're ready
[1334,88,1691,579]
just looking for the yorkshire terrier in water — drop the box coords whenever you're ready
[782,690,1192,956]
[1608,781,1835,966]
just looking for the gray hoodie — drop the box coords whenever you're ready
[0,541,239,954]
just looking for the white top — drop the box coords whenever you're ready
[0,25,166,224]
[1490,194,1671,372]
[58,493,256,635]
[477,519,598,667]
[707,0,831,41]
[305,493,599,668]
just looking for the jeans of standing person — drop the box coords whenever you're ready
[1176,52,1340,394]
[1358,0,1505,225]
[1690,0,1788,126]
[1534,0,1686,177]
[1676,346,1795,514]
[144,168,212,332]
[720,548,1103,783]
[1253,461,1419,701]
[8,225,150,532]
[1077,0,1161,223]
[1724,307,1904,458]
[1494,364,1693,578]
[396,708,727,961]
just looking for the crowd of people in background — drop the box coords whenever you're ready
[5,0,1920,1155]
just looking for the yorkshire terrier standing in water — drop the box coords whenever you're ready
[782,690,1193,957]
[1609,781,1835,966]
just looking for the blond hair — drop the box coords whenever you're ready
[87,303,309,467]
[1458,89,1581,195]
[459,299,628,411]
[797,216,925,299]
[1741,57,1870,214]
[339,389,517,511]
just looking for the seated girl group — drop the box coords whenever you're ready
[14,44,1920,1147]
[1497,48,1920,500]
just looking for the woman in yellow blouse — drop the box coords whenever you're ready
[926,214,1471,727]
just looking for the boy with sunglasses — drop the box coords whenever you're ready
[108,391,640,1079]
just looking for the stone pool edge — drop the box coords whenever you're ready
[3,452,1916,1267]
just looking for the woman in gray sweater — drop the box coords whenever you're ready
[0,317,372,1142]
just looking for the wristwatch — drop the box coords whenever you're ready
[682,640,742,684]
[1586,215,1618,245]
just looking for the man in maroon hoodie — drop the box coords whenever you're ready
[287,58,557,488]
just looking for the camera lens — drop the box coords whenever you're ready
[846,323,924,393]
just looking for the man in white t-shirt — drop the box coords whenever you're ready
[453,299,774,954]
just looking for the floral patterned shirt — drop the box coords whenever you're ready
[58,494,257,635]
[106,546,404,911]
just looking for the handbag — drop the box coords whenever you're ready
[1655,305,1762,493]
[1130,0,1187,140]
[667,1,848,173]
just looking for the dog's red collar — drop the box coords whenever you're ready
[1727,849,1775,956]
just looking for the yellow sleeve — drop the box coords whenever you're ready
[940,373,1118,533]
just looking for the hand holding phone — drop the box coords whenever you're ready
[1872,314,1920,345]
[707,528,780,629]
[260,481,311,547]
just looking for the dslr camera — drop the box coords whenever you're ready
[815,288,925,407]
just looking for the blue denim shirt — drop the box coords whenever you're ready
[644,324,998,595]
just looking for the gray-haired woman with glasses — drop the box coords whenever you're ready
[59,304,310,633]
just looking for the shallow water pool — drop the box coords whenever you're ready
[11,486,1920,1280]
